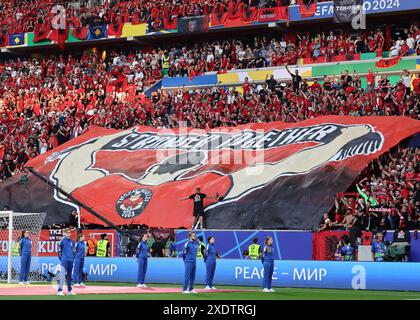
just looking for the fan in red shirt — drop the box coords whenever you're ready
[242,77,251,95]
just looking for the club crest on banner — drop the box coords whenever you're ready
[116,188,152,219]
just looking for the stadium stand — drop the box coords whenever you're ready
[0,0,328,35]
[325,144,420,232]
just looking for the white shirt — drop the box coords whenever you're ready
[206,53,214,63]
[401,75,410,88]
[396,39,404,48]
[39,142,48,154]
[406,37,415,49]
[389,46,400,57]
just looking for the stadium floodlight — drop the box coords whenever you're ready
[0,211,46,283]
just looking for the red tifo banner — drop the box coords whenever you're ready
[24,116,420,229]
[0,229,117,257]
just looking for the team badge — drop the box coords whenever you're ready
[116,188,152,219]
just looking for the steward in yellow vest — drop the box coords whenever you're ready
[197,236,205,259]
[96,234,109,257]
[248,238,261,260]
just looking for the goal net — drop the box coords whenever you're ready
[0,211,47,283]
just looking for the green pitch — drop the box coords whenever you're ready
[1,282,420,300]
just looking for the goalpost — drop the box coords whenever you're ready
[0,211,46,283]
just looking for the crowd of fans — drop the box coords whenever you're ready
[319,144,419,233]
[1,42,418,181]
[1,0,418,60]
[0,0,321,35]
[149,25,420,77]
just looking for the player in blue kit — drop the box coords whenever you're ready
[182,231,198,293]
[18,230,32,285]
[204,236,220,290]
[73,233,86,287]
[261,236,275,293]
[57,228,76,295]
[136,233,150,287]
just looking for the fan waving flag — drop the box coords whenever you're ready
[298,0,318,18]
[375,56,401,69]
[87,24,107,40]
[14,116,420,229]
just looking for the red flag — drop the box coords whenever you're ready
[375,56,401,69]
[298,1,317,18]
[108,22,123,38]
[163,16,177,30]
[223,12,245,28]
[258,6,289,22]
[0,34,8,47]
[72,26,89,40]
[210,13,226,26]
[243,7,258,22]
[189,69,197,81]
[48,28,69,50]
[312,230,372,260]
[110,71,128,91]
[33,25,51,43]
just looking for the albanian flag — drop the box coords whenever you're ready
[107,22,124,38]
[11,116,419,229]
[375,56,401,69]
[210,13,226,27]
[72,26,89,40]
[33,25,51,43]
[163,16,178,30]
[0,34,8,47]
[298,0,317,18]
